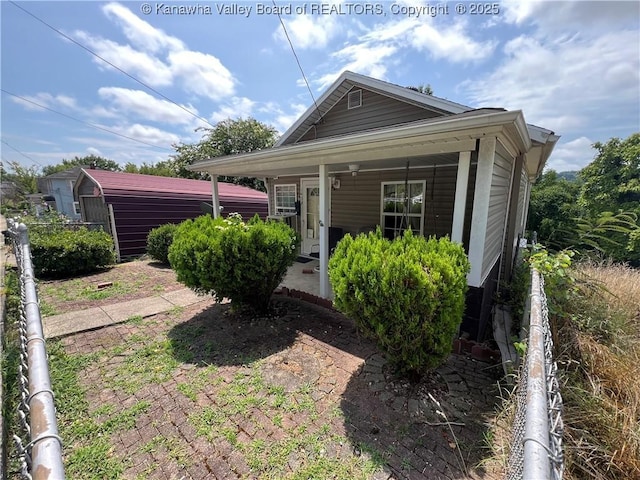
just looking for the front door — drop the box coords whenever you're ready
[301,179,320,256]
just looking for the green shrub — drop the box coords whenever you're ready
[30,227,116,277]
[328,229,470,377]
[146,223,177,264]
[168,213,299,313]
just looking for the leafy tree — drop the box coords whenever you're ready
[406,84,434,95]
[527,170,583,249]
[3,161,40,195]
[123,161,175,177]
[577,134,640,263]
[579,134,640,215]
[170,118,278,190]
[41,155,121,176]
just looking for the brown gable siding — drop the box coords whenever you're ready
[297,88,443,142]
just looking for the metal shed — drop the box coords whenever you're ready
[74,169,268,259]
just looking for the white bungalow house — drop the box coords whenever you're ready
[190,71,559,339]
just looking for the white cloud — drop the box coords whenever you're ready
[69,3,236,101]
[108,123,180,146]
[316,43,399,90]
[410,20,497,62]
[502,0,638,34]
[312,14,497,90]
[102,2,184,53]
[98,87,199,125]
[277,14,341,50]
[72,31,174,87]
[464,30,639,135]
[11,92,79,111]
[167,50,235,100]
[86,146,102,156]
[210,97,256,123]
[260,102,308,134]
[546,136,595,172]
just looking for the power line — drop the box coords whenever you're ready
[1,139,45,169]
[2,89,174,152]
[8,0,216,130]
[272,0,323,124]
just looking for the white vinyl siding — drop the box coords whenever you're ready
[482,151,512,276]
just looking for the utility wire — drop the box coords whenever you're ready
[273,0,323,124]
[2,89,174,152]
[1,140,45,168]
[8,0,216,130]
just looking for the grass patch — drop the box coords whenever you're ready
[139,435,191,469]
[46,341,150,478]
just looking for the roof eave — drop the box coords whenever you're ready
[191,110,530,177]
[274,71,471,147]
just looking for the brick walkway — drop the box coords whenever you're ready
[59,297,504,479]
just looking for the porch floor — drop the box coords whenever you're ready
[279,259,324,299]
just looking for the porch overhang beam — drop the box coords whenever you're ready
[189,110,530,178]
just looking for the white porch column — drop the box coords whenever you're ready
[211,175,220,219]
[451,151,471,243]
[319,164,331,298]
[467,137,496,287]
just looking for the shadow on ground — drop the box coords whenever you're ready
[340,352,503,479]
[167,296,371,367]
[166,295,504,478]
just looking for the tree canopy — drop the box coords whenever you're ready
[170,117,278,189]
[528,133,640,264]
[41,155,121,176]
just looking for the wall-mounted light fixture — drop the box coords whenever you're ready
[328,174,341,190]
[348,164,360,176]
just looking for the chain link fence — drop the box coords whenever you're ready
[506,268,564,480]
[6,219,66,480]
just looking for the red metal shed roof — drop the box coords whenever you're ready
[81,169,267,201]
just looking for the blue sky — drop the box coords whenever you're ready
[1,0,638,174]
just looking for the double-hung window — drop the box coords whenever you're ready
[274,184,297,214]
[381,181,426,239]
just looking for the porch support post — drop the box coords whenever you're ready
[467,137,496,287]
[319,164,331,298]
[451,151,471,243]
[211,175,220,219]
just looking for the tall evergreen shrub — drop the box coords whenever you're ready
[329,229,470,377]
[168,214,299,313]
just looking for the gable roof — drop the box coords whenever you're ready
[77,169,267,201]
[276,71,470,146]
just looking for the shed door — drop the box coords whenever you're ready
[80,196,111,234]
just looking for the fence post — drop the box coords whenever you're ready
[523,268,551,479]
[11,221,66,479]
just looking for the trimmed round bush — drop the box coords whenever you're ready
[146,223,177,264]
[168,213,299,313]
[30,227,116,277]
[328,229,470,377]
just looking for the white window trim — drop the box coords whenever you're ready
[73,201,81,215]
[274,183,297,214]
[380,180,426,238]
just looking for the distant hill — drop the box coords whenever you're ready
[558,171,579,182]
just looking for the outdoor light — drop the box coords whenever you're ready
[348,164,360,176]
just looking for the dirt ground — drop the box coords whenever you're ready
[38,258,184,315]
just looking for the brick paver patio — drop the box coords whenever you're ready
[59,296,503,479]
